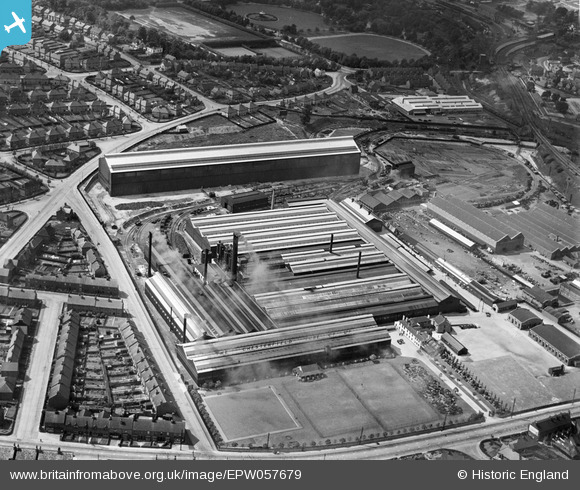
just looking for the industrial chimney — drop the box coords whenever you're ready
[202,248,211,285]
[231,232,240,281]
[148,232,153,277]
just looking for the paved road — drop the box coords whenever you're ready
[12,295,62,443]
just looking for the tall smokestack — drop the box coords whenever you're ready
[183,314,188,343]
[356,251,362,278]
[329,233,334,254]
[232,232,240,280]
[203,249,211,285]
[271,189,275,210]
[148,232,153,277]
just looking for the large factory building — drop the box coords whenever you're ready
[99,137,361,196]
[426,195,524,254]
[162,202,464,383]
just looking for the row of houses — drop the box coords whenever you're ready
[25,36,119,72]
[43,410,186,444]
[47,309,79,410]
[0,308,32,401]
[0,286,39,307]
[70,227,106,278]
[0,171,43,204]
[0,89,100,107]
[118,321,177,416]
[33,5,115,44]
[4,119,124,150]
[24,274,119,297]
[0,63,68,90]
[93,71,192,119]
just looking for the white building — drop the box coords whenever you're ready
[392,95,483,115]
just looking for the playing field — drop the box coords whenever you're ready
[204,386,300,441]
[470,356,558,412]
[119,7,261,43]
[282,375,378,437]
[203,358,475,446]
[310,34,430,62]
[231,3,330,33]
[338,363,441,430]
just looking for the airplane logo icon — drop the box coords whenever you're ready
[4,12,26,34]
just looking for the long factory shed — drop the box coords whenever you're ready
[177,314,390,384]
[99,137,361,196]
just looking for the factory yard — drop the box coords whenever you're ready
[450,311,580,411]
[118,6,262,43]
[310,34,430,62]
[202,358,476,448]
[391,207,523,298]
[377,138,529,205]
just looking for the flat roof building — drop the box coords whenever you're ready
[220,191,269,214]
[99,137,361,197]
[392,95,483,115]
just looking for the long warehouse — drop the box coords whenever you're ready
[99,137,361,196]
[426,195,524,253]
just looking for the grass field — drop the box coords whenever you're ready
[204,386,300,441]
[231,3,330,33]
[338,363,442,430]
[470,356,558,411]
[452,318,580,411]
[202,358,475,447]
[119,7,260,43]
[282,375,378,438]
[310,34,429,62]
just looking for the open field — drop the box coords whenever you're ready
[131,114,298,152]
[471,356,558,411]
[205,387,300,441]
[118,7,261,43]
[231,3,330,33]
[310,34,429,62]
[451,312,580,410]
[202,357,476,447]
[253,47,300,58]
[338,363,441,430]
[377,138,529,204]
[215,47,257,57]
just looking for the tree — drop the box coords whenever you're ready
[137,26,147,42]
[555,101,569,114]
[300,104,312,125]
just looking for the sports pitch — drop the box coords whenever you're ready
[204,386,300,441]
[203,358,475,446]
[119,7,261,43]
[310,34,429,62]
